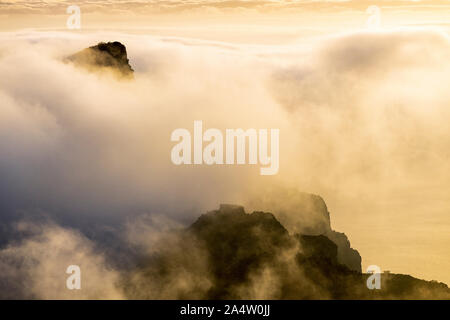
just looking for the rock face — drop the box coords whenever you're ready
[67,41,134,78]
[245,190,362,272]
[326,229,362,272]
[124,204,450,299]
[187,205,357,299]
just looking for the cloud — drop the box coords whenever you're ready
[270,29,450,190]
[0,220,123,299]
[0,32,279,226]
[0,27,449,291]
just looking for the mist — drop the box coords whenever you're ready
[0,27,449,295]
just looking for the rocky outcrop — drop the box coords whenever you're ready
[245,190,362,272]
[325,230,362,273]
[67,41,134,78]
[124,203,450,299]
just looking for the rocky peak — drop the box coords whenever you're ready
[67,41,134,78]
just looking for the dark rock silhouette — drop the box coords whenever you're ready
[67,41,134,78]
[246,190,362,272]
[124,202,450,299]
[326,229,362,272]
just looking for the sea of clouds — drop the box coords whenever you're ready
[0,28,449,298]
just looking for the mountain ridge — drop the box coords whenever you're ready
[124,201,450,299]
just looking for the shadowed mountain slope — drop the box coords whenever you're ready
[124,203,450,299]
[246,191,362,272]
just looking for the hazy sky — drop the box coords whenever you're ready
[2,0,450,32]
